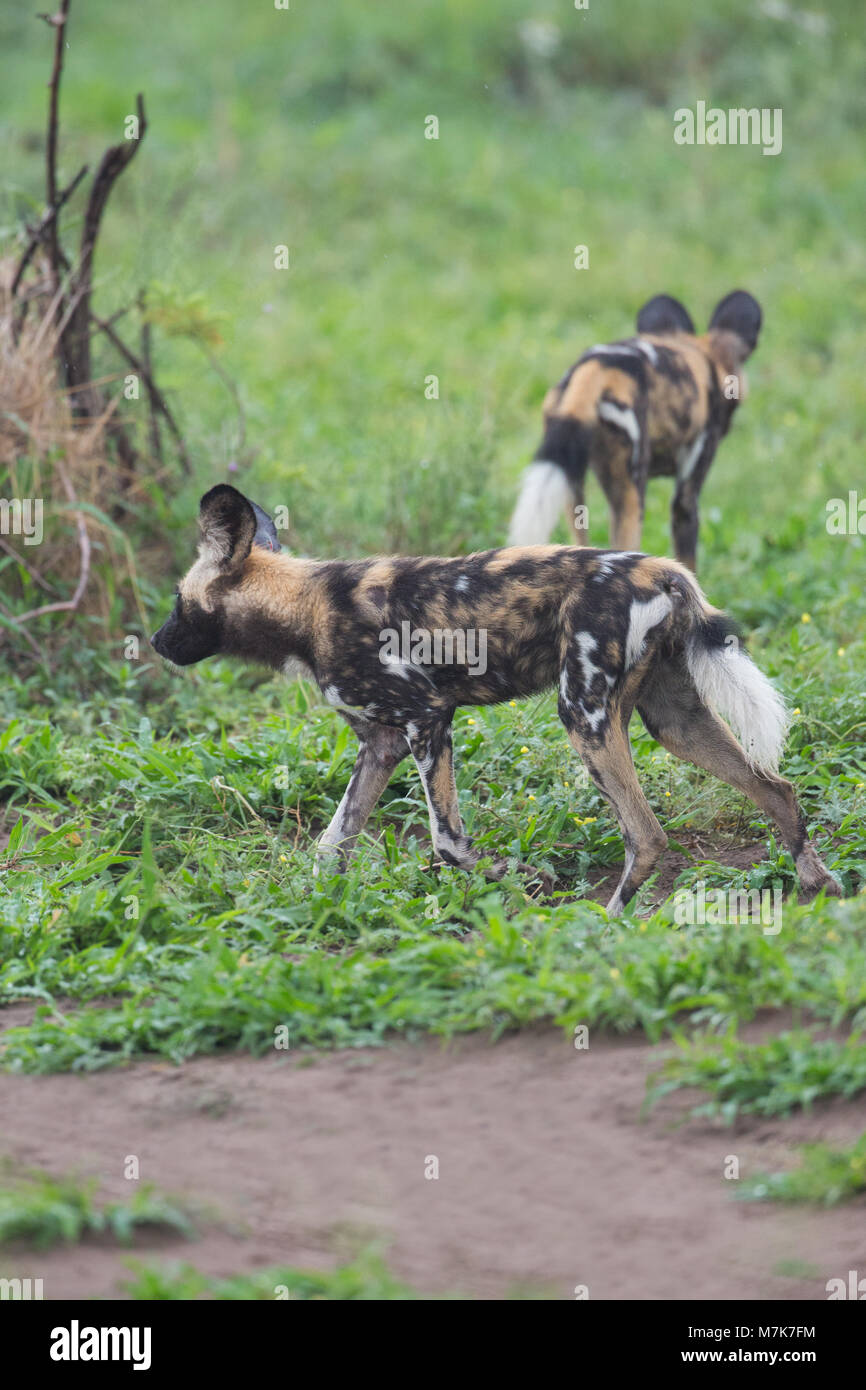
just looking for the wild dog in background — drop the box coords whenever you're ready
[509,291,762,571]
[150,485,839,915]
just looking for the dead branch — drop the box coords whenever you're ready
[139,290,162,464]
[101,303,131,332]
[60,93,147,411]
[11,162,88,300]
[39,0,71,299]
[91,310,191,474]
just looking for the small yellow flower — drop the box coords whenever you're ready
[242,878,250,887]
[792,708,801,716]
[610,967,620,979]
[584,817,597,825]
[573,815,583,826]
[467,717,476,726]
[520,745,530,754]
[838,647,846,657]
[279,853,288,863]
[563,781,569,788]
[857,782,865,790]
[527,793,536,801]
[665,790,672,797]
[509,700,516,707]
[801,613,811,624]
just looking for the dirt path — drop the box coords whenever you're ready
[1,1018,863,1300]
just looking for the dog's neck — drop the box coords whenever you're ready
[224,549,321,672]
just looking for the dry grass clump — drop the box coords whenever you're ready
[0,258,154,658]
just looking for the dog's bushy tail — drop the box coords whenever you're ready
[508,418,592,546]
[508,461,573,545]
[671,570,788,773]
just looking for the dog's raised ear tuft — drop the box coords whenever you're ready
[198,484,258,573]
[708,290,762,358]
[636,294,696,337]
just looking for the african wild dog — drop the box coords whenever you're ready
[150,484,839,915]
[509,291,762,571]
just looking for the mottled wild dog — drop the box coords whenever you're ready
[150,484,839,915]
[509,291,762,571]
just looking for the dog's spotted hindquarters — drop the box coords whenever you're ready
[509,290,762,572]
[151,484,840,915]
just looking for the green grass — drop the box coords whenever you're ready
[120,1248,549,1299]
[0,1171,195,1249]
[738,1131,866,1207]
[646,1031,866,1123]
[1,646,864,1074]
[120,1249,441,1301]
[1,0,865,1115]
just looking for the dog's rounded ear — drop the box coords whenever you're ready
[250,500,281,553]
[198,484,257,574]
[636,294,696,336]
[708,290,762,358]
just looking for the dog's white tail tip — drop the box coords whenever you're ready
[508,460,572,546]
[687,639,788,773]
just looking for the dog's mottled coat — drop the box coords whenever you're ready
[151,485,839,914]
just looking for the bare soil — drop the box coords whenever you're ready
[584,833,773,908]
[1,1011,863,1301]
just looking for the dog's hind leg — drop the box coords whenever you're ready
[565,714,668,915]
[637,658,840,899]
[316,722,407,870]
[592,424,645,552]
[566,478,589,546]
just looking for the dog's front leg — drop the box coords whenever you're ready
[315,723,406,871]
[405,720,479,869]
[406,721,552,892]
